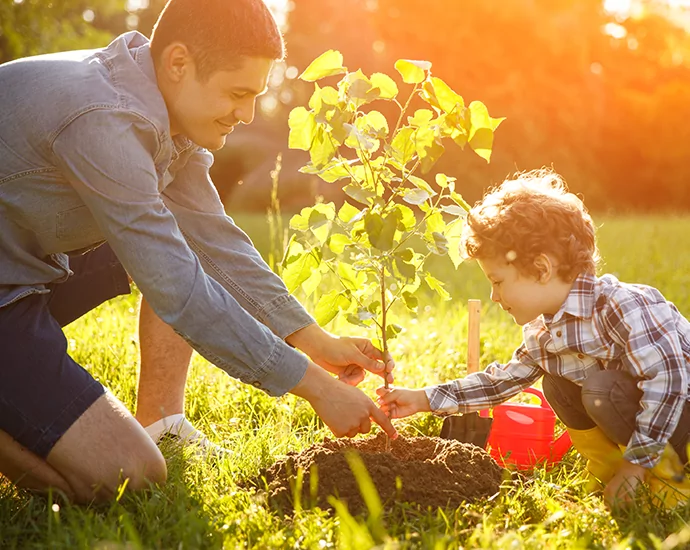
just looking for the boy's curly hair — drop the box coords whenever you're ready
[460,169,600,281]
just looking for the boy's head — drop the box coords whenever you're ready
[150,0,284,150]
[460,169,600,325]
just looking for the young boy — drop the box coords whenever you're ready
[378,169,690,508]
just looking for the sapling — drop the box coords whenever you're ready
[282,51,503,400]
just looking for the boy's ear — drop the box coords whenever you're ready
[533,254,553,283]
[159,42,193,82]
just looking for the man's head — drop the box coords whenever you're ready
[460,169,599,325]
[150,0,284,150]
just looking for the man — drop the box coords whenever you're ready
[0,0,396,504]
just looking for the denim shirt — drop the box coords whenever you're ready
[0,32,315,396]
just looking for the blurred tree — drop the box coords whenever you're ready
[0,0,124,63]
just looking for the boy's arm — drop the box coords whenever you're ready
[601,296,688,469]
[425,343,543,415]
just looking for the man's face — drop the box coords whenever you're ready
[165,55,272,150]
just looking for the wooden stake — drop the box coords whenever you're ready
[467,299,481,375]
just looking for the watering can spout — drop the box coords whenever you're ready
[550,431,573,463]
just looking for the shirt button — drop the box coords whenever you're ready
[556,331,562,337]
[252,381,261,388]
[578,353,584,359]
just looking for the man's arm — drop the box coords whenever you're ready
[164,148,393,384]
[52,110,306,396]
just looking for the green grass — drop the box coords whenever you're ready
[2,214,690,549]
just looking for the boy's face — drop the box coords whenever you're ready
[477,254,570,326]
[160,50,272,150]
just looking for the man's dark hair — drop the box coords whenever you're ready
[150,0,285,81]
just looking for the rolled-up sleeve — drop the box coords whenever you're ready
[51,109,308,396]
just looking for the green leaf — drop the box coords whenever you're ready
[441,204,467,217]
[451,191,473,212]
[446,218,465,269]
[425,211,446,234]
[394,256,416,280]
[337,201,361,223]
[408,109,434,128]
[413,127,445,173]
[357,111,389,138]
[346,70,379,106]
[435,173,456,189]
[424,273,451,300]
[390,127,416,166]
[309,126,338,169]
[344,123,379,153]
[394,59,431,84]
[423,77,464,114]
[370,72,398,99]
[402,188,430,205]
[343,183,375,206]
[289,208,311,232]
[408,175,437,196]
[365,210,400,251]
[337,261,364,290]
[394,204,417,231]
[402,291,418,312]
[385,323,403,341]
[301,268,322,297]
[282,250,320,293]
[426,231,449,255]
[468,101,503,163]
[300,50,347,82]
[288,107,317,151]
[314,290,351,326]
[328,233,353,254]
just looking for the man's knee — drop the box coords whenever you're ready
[48,392,167,503]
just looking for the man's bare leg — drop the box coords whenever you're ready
[0,392,166,504]
[135,297,193,428]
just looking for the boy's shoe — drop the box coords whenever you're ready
[645,444,690,510]
[567,426,624,492]
[144,414,232,459]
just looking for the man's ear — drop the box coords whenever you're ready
[159,42,193,83]
[533,254,554,283]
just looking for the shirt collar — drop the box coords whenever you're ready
[545,272,597,325]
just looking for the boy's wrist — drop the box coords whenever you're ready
[416,389,432,412]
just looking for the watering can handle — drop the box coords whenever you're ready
[521,387,553,410]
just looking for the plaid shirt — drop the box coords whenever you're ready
[425,273,690,469]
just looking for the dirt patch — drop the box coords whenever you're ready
[255,432,504,513]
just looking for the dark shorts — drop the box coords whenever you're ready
[0,244,131,458]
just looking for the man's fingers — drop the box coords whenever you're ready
[369,403,398,439]
[360,417,372,434]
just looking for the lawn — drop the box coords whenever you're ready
[2,214,690,549]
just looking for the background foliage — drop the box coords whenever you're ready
[2,0,689,211]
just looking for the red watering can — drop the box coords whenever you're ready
[487,387,572,470]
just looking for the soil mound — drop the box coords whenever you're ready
[257,432,504,513]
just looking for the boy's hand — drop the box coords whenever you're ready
[603,460,647,509]
[376,387,431,419]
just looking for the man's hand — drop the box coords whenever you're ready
[291,363,398,438]
[286,324,394,386]
[603,460,647,509]
[376,386,431,419]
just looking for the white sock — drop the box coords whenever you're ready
[143,413,188,442]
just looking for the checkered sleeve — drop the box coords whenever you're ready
[601,291,689,469]
[424,343,544,416]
